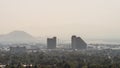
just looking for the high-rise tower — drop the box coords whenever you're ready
[47,37,57,49]
[71,35,87,49]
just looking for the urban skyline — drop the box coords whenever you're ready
[0,0,120,68]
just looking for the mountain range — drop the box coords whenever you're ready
[0,31,38,43]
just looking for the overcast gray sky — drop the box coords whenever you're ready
[0,0,120,40]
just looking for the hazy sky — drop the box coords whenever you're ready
[0,0,120,40]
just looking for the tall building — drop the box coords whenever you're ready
[71,35,77,49]
[71,35,87,49]
[47,37,57,49]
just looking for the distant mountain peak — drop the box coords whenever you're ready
[9,30,26,33]
[9,30,30,35]
[0,30,37,43]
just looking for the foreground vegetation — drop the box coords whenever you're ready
[0,50,120,68]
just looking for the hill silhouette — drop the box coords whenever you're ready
[0,31,37,43]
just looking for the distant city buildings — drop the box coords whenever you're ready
[71,35,87,49]
[10,46,26,54]
[9,35,87,51]
[46,36,87,49]
[47,37,57,49]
